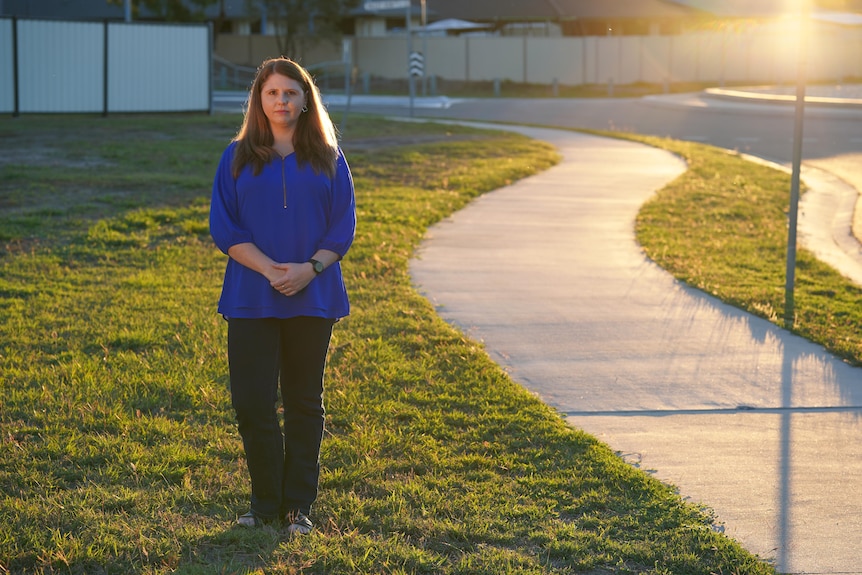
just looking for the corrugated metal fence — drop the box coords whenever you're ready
[0,18,211,115]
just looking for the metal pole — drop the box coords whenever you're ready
[784,0,809,329]
[341,38,353,134]
[124,0,132,22]
[421,0,427,96]
[407,2,414,117]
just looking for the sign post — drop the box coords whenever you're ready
[420,0,427,96]
[784,0,810,329]
[363,0,414,114]
[341,38,353,133]
[405,2,414,116]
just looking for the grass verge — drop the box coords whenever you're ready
[0,113,775,574]
[614,133,862,366]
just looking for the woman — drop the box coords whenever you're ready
[209,57,356,534]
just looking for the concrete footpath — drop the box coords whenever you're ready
[409,124,862,574]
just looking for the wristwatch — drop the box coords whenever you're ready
[308,258,324,275]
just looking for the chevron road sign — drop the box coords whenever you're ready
[409,51,424,77]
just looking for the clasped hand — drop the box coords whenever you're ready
[268,262,313,297]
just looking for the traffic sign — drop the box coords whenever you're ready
[409,51,424,77]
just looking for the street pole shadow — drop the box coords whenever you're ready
[778,346,792,573]
[742,306,861,573]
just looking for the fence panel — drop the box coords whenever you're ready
[617,37,641,84]
[0,19,13,113]
[668,36,697,83]
[17,19,104,113]
[0,18,209,115]
[355,36,411,79]
[526,37,584,85]
[639,36,672,84]
[107,23,209,112]
[425,36,467,81]
[466,37,524,82]
[808,28,854,83]
[592,36,619,84]
[692,33,725,83]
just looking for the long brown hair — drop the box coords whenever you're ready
[232,57,338,179]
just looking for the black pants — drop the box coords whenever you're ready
[227,316,335,520]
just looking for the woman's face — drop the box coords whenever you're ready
[260,73,306,131]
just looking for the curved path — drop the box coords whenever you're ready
[409,124,862,574]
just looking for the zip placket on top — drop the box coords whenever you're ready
[281,156,287,208]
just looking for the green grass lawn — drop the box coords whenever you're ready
[622,134,862,366]
[1,113,783,575]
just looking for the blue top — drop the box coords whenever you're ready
[209,142,356,319]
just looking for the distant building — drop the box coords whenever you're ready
[349,0,704,37]
[4,0,860,41]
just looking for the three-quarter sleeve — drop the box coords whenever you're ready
[318,150,357,258]
[211,143,355,320]
[209,143,254,255]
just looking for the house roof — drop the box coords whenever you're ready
[0,0,250,20]
[349,5,432,19]
[1,0,127,19]
[378,0,700,23]
[551,0,699,19]
[666,0,802,17]
[414,0,560,22]
[422,18,492,31]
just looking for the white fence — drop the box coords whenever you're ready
[215,18,862,88]
[0,18,211,115]
[349,24,862,86]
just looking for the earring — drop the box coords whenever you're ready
[301,105,308,113]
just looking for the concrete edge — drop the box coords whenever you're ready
[705,87,862,109]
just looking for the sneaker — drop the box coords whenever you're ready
[284,510,313,535]
[236,511,274,528]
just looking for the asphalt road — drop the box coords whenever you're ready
[334,93,862,164]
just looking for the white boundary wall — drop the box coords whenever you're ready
[346,22,862,85]
[0,18,210,114]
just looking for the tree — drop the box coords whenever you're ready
[254,0,360,60]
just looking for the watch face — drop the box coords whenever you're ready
[312,260,324,273]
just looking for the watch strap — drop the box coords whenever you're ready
[308,258,324,274]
